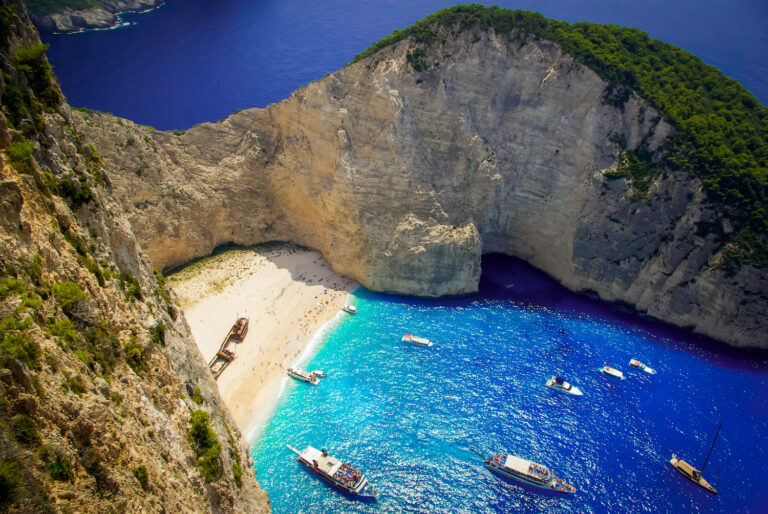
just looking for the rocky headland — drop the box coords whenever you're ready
[73,13,767,348]
[27,0,163,33]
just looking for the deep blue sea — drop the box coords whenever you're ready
[42,0,767,130]
[253,255,768,513]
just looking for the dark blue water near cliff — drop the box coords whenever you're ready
[253,255,768,513]
[43,0,767,130]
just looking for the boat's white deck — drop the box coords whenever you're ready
[301,446,342,476]
[503,455,532,474]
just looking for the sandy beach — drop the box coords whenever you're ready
[167,243,357,438]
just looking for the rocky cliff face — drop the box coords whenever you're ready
[0,1,269,510]
[75,27,767,348]
[29,0,162,33]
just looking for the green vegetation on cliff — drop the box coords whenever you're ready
[352,5,768,266]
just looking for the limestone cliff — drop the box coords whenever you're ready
[0,1,269,511]
[75,22,767,348]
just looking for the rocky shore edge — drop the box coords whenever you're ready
[31,0,163,34]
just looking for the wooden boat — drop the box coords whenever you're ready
[472,449,576,494]
[287,368,320,385]
[217,348,236,361]
[546,376,583,396]
[230,317,249,341]
[287,445,378,499]
[599,365,626,380]
[629,359,656,374]
[342,304,357,314]
[670,423,720,495]
[207,317,248,378]
[402,334,433,347]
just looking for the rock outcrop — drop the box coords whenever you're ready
[0,1,269,511]
[73,26,767,347]
[29,0,162,33]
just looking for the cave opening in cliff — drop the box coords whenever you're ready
[477,253,752,357]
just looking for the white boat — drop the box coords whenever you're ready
[342,305,357,314]
[287,445,378,499]
[402,334,433,347]
[600,365,626,380]
[311,370,327,377]
[545,376,583,396]
[287,368,320,385]
[629,359,656,374]
[474,449,576,494]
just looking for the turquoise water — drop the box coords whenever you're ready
[252,256,768,512]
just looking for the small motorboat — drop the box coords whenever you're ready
[599,365,626,380]
[287,368,320,385]
[342,305,357,314]
[546,376,583,396]
[287,444,378,499]
[472,449,576,494]
[402,334,433,347]
[629,359,656,374]
[311,370,327,377]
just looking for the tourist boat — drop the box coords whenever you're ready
[629,359,656,374]
[599,365,626,380]
[286,444,378,499]
[473,449,576,494]
[545,376,583,396]
[287,368,320,385]
[670,424,721,495]
[342,304,358,314]
[230,317,249,342]
[402,334,433,347]
[311,370,327,377]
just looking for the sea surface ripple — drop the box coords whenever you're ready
[252,255,768,513]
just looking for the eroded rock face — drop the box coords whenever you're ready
[0,2,269,510]
[75,28,767,347]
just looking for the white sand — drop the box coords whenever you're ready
[168,243,357,438]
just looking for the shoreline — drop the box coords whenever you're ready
[245,308,348,443]
[167,243,357,439]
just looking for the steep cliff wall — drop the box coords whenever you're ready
[75,25,766,348]
[0,1,269,510]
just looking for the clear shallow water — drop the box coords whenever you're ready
[252,255,768,513]
[43,0,768,130]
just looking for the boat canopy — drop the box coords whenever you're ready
[554,377,565,384]
[301,446,342,476]
[503,455,533,474]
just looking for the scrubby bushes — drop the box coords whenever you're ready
[123,340,147,373]
[51,281,87,316]
[189,410,221,482]
[132,465,149,490]
[0,316,40,370]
